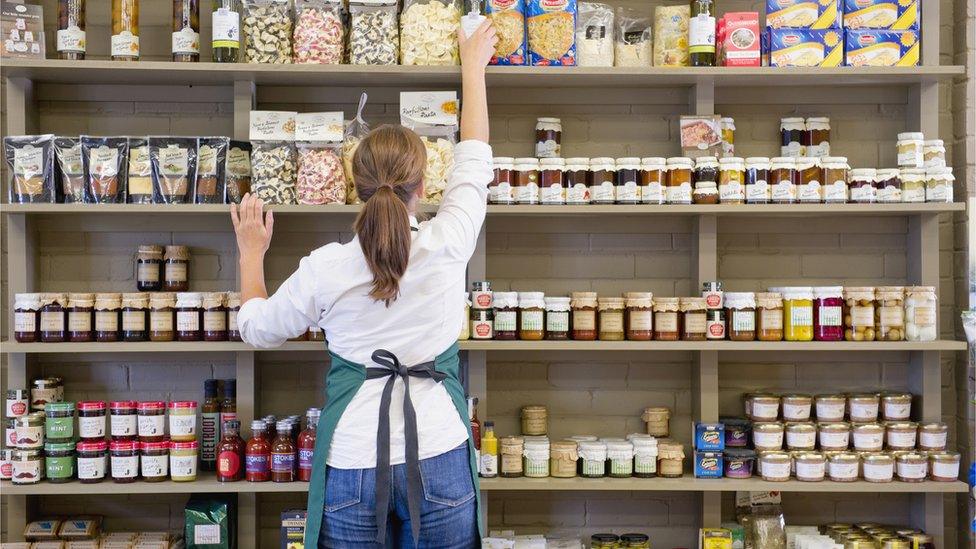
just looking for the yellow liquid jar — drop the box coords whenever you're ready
[781,287,814,341]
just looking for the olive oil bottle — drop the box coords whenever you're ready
[689,0,716,66]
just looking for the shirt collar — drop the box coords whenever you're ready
[409,215,419,231]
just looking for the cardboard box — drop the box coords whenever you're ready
[280,510,307,549]
[694,422,726,451]
[843,0,919,29]
[768,28,843,67]
[844,29,920,66]
[720,12,761,66]
[694,451,724,478]
[765,0,841,29]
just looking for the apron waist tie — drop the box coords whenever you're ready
[365,349,448,546]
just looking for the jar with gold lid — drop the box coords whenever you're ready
[163,246,190,292]
[781,394,811,421]
[848,393,880,423]
[749,394,780,422]
[794,452,826,482]
[67,292,95,343]
[680,297,708,341]
[653,297,680,341]
[885,421,917,451]
[881,392,912,421]
[895,452,927,482]
[928,451,959,481]
[817,422,850,451]
[852,423,884,452]
[121,292,149,342]
[862,453,894,482]
[827,452,859,482]
[759,451,791,481]
[570,292,598,341]
[814,394,846,422]
[917,422,947,451]
[94,293,122,342]
[752,422,784,451]
[624,292,653,341]
[597,297,625,341]
[785,422,816,450]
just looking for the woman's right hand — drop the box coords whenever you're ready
[459,19,498,70]
[230,193,275,259]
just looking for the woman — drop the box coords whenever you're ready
[231,22,498,549]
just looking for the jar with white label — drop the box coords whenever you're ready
[814,394,845,422]
[523,439,550,478]
[752,422,784,451]
[875,286,905,341]
[94,293,122,342]
[895,452,927,482]
[175,292,204,342]
[544,297,571,340]
[848,393,879,423]
[896,132,924,168]
[805,117,830,157]
[885,422,917,450]
[110,400,137,440]
[680,297,708,341]
[11,449,42,485]
[724,292,755,341]
[518,292,546,341]
[812,286,843,341]
[137,401,166,442]
[749,395,781,422]
[589,157,617,205]
[491,157,515,205]
[111,0,140,61]
[780,118,805,157]
[632,437,658,477]
[768,157,796,204]
[564,158,590,205]
[666,157,693,205]
[579,441,607,478]
[795,157,822,203]
[875,168,902,203]
[904,286,937,342]
[110,440,139,483]
[149,292,177,342]
[795,452,826,481]
[900,168,926,203]
[862,453,894,482]
[614,157,640,204]
[925,166,954,203]
[821,157,848,203]
[535,118,561,158]
[493,292,518,340]
[843,287,876,342]
[140,440,170,482]
[922,139,945,169]
[759,451,791,481]
[718,157,745,204]
[78,401,107,441]
[77,440,108,483]
[745,157,771,204]
[640,157,666,204]
[852,423,884,452]
[928,452,959,481]
[539,157,565,205]
[817,422,850,451]
[849,168,877,204]
[827,452,859,482]
[917,422,947,451]
[169,400,198,442]
[692,156,719,205]
[513,158,540,205]
[625,292,653,341]
[781,394,812,421]
[14,293,40,343]
[598,297,626,341]
[14,413,44,450]
[881,392,912,421]
[67,292,95,343]
[786,422,816,450]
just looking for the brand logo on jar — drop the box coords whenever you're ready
[708,323,725,337]
[475,323,492,337]
[858,35,877,45]
[704,294,722,308]
[9,402,26,416]
[475,293,493,308]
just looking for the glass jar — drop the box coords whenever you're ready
[928,452,960,482]
[756,292,784,341]
[817,422,850,451]
[589,157,617,205]
[881,392,912,421]
[7,389,29,419]
[490,157,515,205]
[11,449,43,485]
[795,452,826,482]
[875,286,905,341]
[633,438,658,477]
[136,244,163,291]
[895,452,927,482]
[725,292,756,341]
[579,441,607,478]
[795,157,823,203]
[745,157,771,204]
[14,413,44,450]
[57,0,87,60]
[827,452,859,482]
[925,166,954,203]
[805,117,831,157]
[523,439,550,478]
[149,292,176,342]
[493,292,518,340]
[140,440,170,482]
[606,441,634,477]
[539,158,566,205]
[169,400,198,442]
[718,157,745,204]
[66,292,95,342]
[649,298,678,341]
[544,297,570,340]
[721,117,735,156]
[666,157,694,205]
[862,453,894,482]
[110,440,138,483]
[170,440,199,481]
[570,292,598,340]
[500,436,524,478]
[535,117,561,158]
[94,293,122,342]
[111,0,140,61]
[918,422,948,451]
[621,534,650,549]
[564,157,590,205]
[470,309,494,340]
[172,0,200,62]
[513,157,540,205]
[785,422,817,450]
[642,407,670,437]
[782,394,812,421]
[550,441,578,478]
[110,400,137,440]
[657,440,684,478]
[175,292,203,341]
[852,423,884,452]
[518,292,545,340]
[615,157,640,204]
[45,402,75,442]
[900,167,926,203]
[922,139,946,169]
[885,422,917,450]
[848,168,877,204]
[77,401,106,441]
[625,292,654,341]
[749,394,780,421]
[680,297,708,341]
[752,422,784,451]
[521,406,547,436]
[14,293,40,343]
[77,440,108,483]
[875,169,902,203]
[121,292,149,342]
[848,393,879,423]
[759,451,791,481]
[815,394,846,422]
[693,156,719,205]
[821,157,849,203]
[896,132,924,168]
[780,117,805,157]
[137,401,166,442]
[843,287,876,342]
[639,157,666,204]
[163,245,190,292]
[203,292,227,341]
[782,287,814,341]
[597,297,626,341]
[813,286,843,341]
[34,376,64,410]
[722,418,750,448]
[769,157,797,204]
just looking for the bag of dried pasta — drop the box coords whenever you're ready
[344,92,370,204]
[400,0,461,65]
[486,0,527,65]
[576,2,614,67]
[614,7,652,67]
[653,4,690,66]
[400,91,458,204]
[295,112,347,205]
[527,0,577,65]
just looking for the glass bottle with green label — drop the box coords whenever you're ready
[689,0,716,67]
[212,0,241,62]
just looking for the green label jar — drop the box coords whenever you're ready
[45,402,75,442]
[44,441,75,483]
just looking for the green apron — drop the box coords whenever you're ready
[303,342,483,546]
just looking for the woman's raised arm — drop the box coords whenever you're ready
[459,21,497,144]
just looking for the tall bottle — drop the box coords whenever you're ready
[172,0,200,62]
[480,421,498,478]
[216,419,245,482]
[111,0,139,61]
[297,409,319,482]
[468,397,481,469]
[220,379,237,436]
[58,0,86,60]
[211,0,241,62]
[271,420,296,482]
[200,379,220,471]
[689,0,716,67]
[245,420,271,482]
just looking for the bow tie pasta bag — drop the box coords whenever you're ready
[249,111,299,205]
[527,0,578,65]
[400,0,461,65]
[487,0,527,65]
[348,0,399,65]
[400,91,459,204]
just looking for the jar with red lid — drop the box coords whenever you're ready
[176,292,203,341]
[110,440,139,483]
[202,292,227,341]
[137,401,166,442]
[168,400,198,442]
[78,401,107,441]
[67,292,95,342]
[140,440,170,482]
[110,400,138,440]
[539,157,566,205]
[94,293,122,342]
[39,293,68,342]
[226,292,242,341]
[77,440,109,483]
[813,286,844,341]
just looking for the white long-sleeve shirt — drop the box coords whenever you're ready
[238,140,492,469]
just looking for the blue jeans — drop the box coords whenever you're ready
[319,443,478,549]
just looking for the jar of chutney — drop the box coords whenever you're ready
[94,293,122,342]
[226,292,242,341]
[539,157,566,205]
[14,293,41,343]
[564,157,590,205]
[518,292,545,340]
[67,293,95,342]
[76,440,108,483]
[39,293,68,343]
[493,292,518,340]
[653,297,680,341]
[136,245,164,291]
[202,292,227,341]
[570,292,598,340]
[163,245,190,292]
[624,292,653,341]
[121,292,150,341]
[544,297,570,340]
[597,297,625,341]
[149,292,177,342]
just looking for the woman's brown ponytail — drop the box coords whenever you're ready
[352,125,426,306]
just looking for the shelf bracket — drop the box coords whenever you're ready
[693,214,718,288]
[690,80,716,116]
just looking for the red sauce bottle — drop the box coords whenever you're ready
[297,409,320,482]
[216,419,245,482]
[271,420,296,482]
[245,420,272,482]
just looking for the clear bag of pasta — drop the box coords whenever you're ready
[615,7,652,67]
[344,92,371,204]
[527,0,577,65]
[487,0,527,65]
[293,0,344,64]
[249,111,298,204]
[349,0,399,65]
[576,2,614,67]
[295,112,347,205]
[400,91,458,204]
[401,0,461,65]
[243,0,294,64]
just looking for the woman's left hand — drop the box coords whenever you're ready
[231,193,275,259]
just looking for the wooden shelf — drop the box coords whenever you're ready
[1,340,965,354]
[2,476,966,496]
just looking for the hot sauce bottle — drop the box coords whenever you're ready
[200,379,220,471]
[216,419,245,482]
[271,420,296,482]
[220,379,237,435]
[297,409,320,482]
[245,419,271,482]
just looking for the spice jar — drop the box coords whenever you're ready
[885,422,917,450]
[693,157,719,205]
[875,286,905,341]
[849,168,877,203]
[589,157,617,205]
[639,157,666,204]
[827,452,859,482]
[539,157,566,205]
[136,245,164,291]
[607,441,634,477]
[518,292,545,340]
[45,402,75,442]
[91,293,121,342]
[550,441,578,478]
[848,393,880,423]
[490,157,515,205]
[579,441,607,478]
[77,440,108,483]
[171,0,200,62]
[756,292,784,341]
[633,437,658,477]
[523,439,550,478]
[111,0,140,61]
[666,157,694,205]
[121,292,149,342]
[918,422,948,450]
[928,452,960,482]
[15,413,44,450]
[570,292,598,340]
[625,292,653,341]
[615,157,640,204]
[110,400,137,440]
[875,169,902,203]
[896,132,924,168]
[11,449,42,485]
[564,157,590,205]
[137,401,166,442]
[818,422,850,451]
[843,287,876,342]
[795,452,826,481]
[813,286,843,341]
[168,400,197,442]
[862,453,894,483]
[203,292,227,341]
[680,297,708,341]
[752,422,784,451]
[175,292,203,341]
[39,293,68,343]
[170,440,199,481]
[717,157,745,204]
[781,287,814,341]
[493,292,518,340]
[163,246,190,292]
[514,157,540,205]
[821,157,849,203]
[544,297,570,340]
[782,394,812,421]
[852,423,884,452]
[597,297,626,341]
[535,117,561,158]
[745,157,771,204]
[759,451,791,481]
[110,440,138,483]
[500,436,524,478]
[14,293,40,343]
[521,406,547,436]
[656,440,684,478]
[725,292,756,341]
[769,157,797,204]
[66,293,95,342]
[795,157,822,203]
[895,452,927,482]
[786,422,816,450]
[149,293,176,342]
[815,394,846,422]
[140,440,169,482]
[780,117,805,157]
[900,168,926,203]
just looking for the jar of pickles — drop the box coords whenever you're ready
[564,158,590,205]
[490,157,514,204]
[718,157,745,204]
[639,157,666,205]
[597,297,625,341]
[843,287,876,342]
[904,286,936,341]
[615,157,640,204]
[666,157,693,205]
[680,297,708,341]
[849,168,877,203]
[875,286,905,341]
[725,292,756,341]
[900,168,926,203]
[821,157,848,203]
[781,287,813,341]
[514,158,540,205]
[570,292,598,340]
[589,158,616,205]
[769,157,796,204]
[624,292,653,341]
[745,157,770,204]
[539,157,566,205]
[795,157,822,203]
[812,286,843,341]
[756,292,784,341]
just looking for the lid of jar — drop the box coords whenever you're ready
[679,297,708,311]
[501,435,524,445]
[164,245,190,260]
[539,157,565,168]
[606,440,634,451]
[224,292,242,307]
[516,291,544,308]
[695,156,719,168]
[110,440,138,452]
[94,292,123,304]
[543,296,571,311]
[175,292,204,307]
[843,286,875,297]
[652,297,680,311]
[589,157,616,169]
[171,440,199,450]
[621,533,651,543]
[780,286,813,299]
[591,534,619,543]
[137,401,166,410]
[45,402,75,412]
[900,167,926,179]
[627,432,653,440]
[141,440,171,452]
[853,422,883,431]
[925,167,948,178]
[536,117,561,125]
[67,292,95,306]
[521,405,547,415]
[564,157,589,167]
[928,451,959,459]
[905,286,936,296]
[875,286,904,298]
[718,156,744,166]
[923,139,943,147]
[666,157,694,169]
[138,245,164,256]
[566,435,598,442]
[848,391,879,400]
[149,292,177,304]
[876,168,900,179]
[815,392,845,400]
[570,291,598,307]
[597,297,625,311]
[770,157,796,169]
[745,156,770,165]
[121,291,150,303]
[14,293,41,307]
[492,156,514,164]
[806,116,830,126]
[821,156,848,168]
[724,292,756,309]
[795,156,820,169]
[513,157,540,167]
[786,421,816,431]
[819,422,850,431]
[624,292,653,307]
[110,400,137,409]
[76,440,109,452]
[897,132,924,141]
[886,421,917,429]
[849,168,877,179]
[781,117,805,125]
[616,157,640,168]
[75,400,106,413]
[640,157,666,168]
[169,400,198,409]
[812,286,843,298]
[753,421,784,431]
[524,438,550,449]
[202,292,226,309]
[694,182,718,190]
[759,451,791,462]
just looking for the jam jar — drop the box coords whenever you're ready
[77,440,108,483]
[149,292,177,342]
[539,157,566,205]
[570,292,598,340]
[900,167,926,203]
[513,157,540,205]
[745,157,770,204]
[535,117,561,157]
[875,168,902,203]
[849,168,877,203]
[66,293,96,342]
[625,292,654,341]
[175,292,204,341]
[639,157,666,205]
[94,293,122,342]
[136,244,164,291]
[14,293,41,342]
[896,132,924,168]
[597,297,625,341]
[226,292,242,341]
[493,292,518,340]
[756,292,784,341]
[137,401,166,442]
[202,291,227,341]
[490,157,515,205]
[140,440,169,482]
[499,436,524,477]
[615,157,640,204]
[718,157,745,204]
[812,286,843,341]
[564,157,590,205]
[121,292,150,341]
[653,297,680,341]
[39,293,68,342]
[769,157,796,204]
[163,245,190,292]
[110,400,138,440]
[795,156,822,203]
[110,440,139,483]
[821,156,849,203]
[680,297,708,341]
[544,297,571,340]
[725,292,756,341]
[78,400,107,441]
[589,157,617,205]
[780,117,805,157]
[693,157,719,205]
[805,117,830,157]
[518,292,546,340]
[666,157,693,205]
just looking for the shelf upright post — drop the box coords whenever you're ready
[467,227,489,527]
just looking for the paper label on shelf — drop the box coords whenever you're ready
[629,311,653,331]
[541,184,564,204]
[797,181,821,202]
[895,461,926,480]
[616,182,639,203]
[590,181,615,203]
[849,305,873,327]
[640,182,664,204]
[689,15,716,53]
[172,27,201,55]
[141,454,169,477]
[138,415,166,438]
[77,456,107,480]
[490,182,514,204]
[919,430,946,449]
[212,8,241,49]
[95,311,118,332]
[655,312,678,332]
[789,305,812,327]
[685,312,706,333]
[818,430,848,449]
[171,455,197,478]
[78,416,106,439]
[14,311,36,333]
[111,415,137,437]
[823,180,847,202]
[600,311,624,332]
[194,525,221,546]
[170,414,196,437]
[931,461,958,479]
[57,26,86,53]
[828,461,858,480]
[850,184,876,202]
[296,112,344,142]
[566,183,589,204]
[818,305,842,327]
[719,182,744,202]
[731,310,754,332]
[514,184,539,204]
[111,31,140,58]
[494,310,517,332]
[771,181,796,202]
[572,311,596,331]
[546,311,570,332]
[68,311,92,332]
[883,402,910,420]
[853,430,883,450]
[122,311,146,331]
[879,306,903,326]
[746,180,769,202]
[39,311,63,332]
[862,461,892,481]
[176,311,200,331]
[520,310,544,331]
[795,460,824,479]
[111,454,138,479]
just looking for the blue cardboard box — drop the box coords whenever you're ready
[767,28,843,67]
[766,0,841,29]
[526,0,577,65]
[695,451,724,478]
[695,422,725,451]
[843,0,919,29]
[844,29,920,66]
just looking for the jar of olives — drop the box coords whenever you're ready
[875,286,905,341]
[843,287,876,342]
